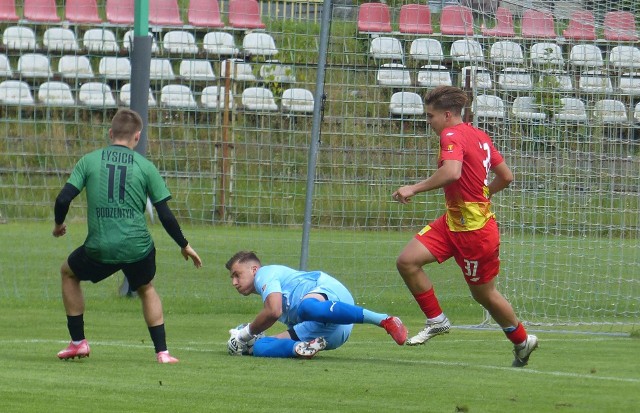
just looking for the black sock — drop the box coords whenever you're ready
[148,324,167,353]
[67,314,85,342]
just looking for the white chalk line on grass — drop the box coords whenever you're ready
[3,338,639,384]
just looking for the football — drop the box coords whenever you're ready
[227,323,264,356]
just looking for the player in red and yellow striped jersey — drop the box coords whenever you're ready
[392,86,538,367]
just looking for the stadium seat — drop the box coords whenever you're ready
[203,32,240,56]
[241,87,278,112]
[603,11,638,42]
[201,86,233,110]
[119,83,156,107]
[399,4,432,35]
[376,63,411,87]
[569,44,604,68]
[220,59,256,82]
[0,55,13,78]
[98,57,131,80]
[472,94,505,119]
[389,91,424,117]
[416,65,452,88]
[497,68,532,91]
[149,58,176,81]
[24,0,61,22]
[460,66,492,89]
[540,70,572,92]
[163,31,199,54]
[440,5,474,36]
[123,30,160,53]
[618,73,640,96]
[357,2,392,33]
[0,80,35,106]
[409,38,444,63]
[106,0,134,25]
[149,0,182,25]
[554,98,587,123]
[17,53,53,79]
[0,0,19,21]
[608,46,640,71]
[78,82,117,107]
[281,88,314,114]
[369,37,403,61]
[43,28,80,52]
[58,55,94,80]
[38,81,75,106]
[228,0,266,29]
[119,83,157,107]
[84,28,120,53]
[593,99,628,124]
[482,7,515,37]
[512,96,546,121]
[634,102,640,123]
[450,39,484,64]
[562,10,596,41]
[242,33,278,57]
[530,42,564,67]
[160,84,198,108]
[188,0,225,28]
[2,26,37,51]
[489,40,524,65]
[578,70,613,94]
[521,9,556,39]
[180,60,217,82]
[65,0,102,23]
[259,62,296,83]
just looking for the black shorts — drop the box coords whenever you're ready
[67,246,156,292]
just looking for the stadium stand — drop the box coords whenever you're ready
[281,88,314,114]
[440,5,474,36]
[149,0,183,26]
[149,58,176,81]
[228,0,266,30]
[38,81,75,106]
[481,7,515,37]
[201,86,233,110]
[489,40,524,65]
[180,60,217,82]
[58,56,95,80]
[2,26,37,51]
[65,0,103,24]
[160,84,198,108]
[569,44,604,68]
[603,11,638,42]
[106,0,134,25]
[389,91,424,117]
[0,80,35,105]
[497,68,533,92]
[450,39,484,63]
[409,38,444,63]
[17,53,53,79]
[562,10,596,41]
[0,0,20,22]
[376,63,411,87]
[357,2,392,33]
[24,0,61,23]
[188,0,225,28]
[84,28,120,53]
[162,30,199,54]
[521,9,556,39]
[530,42,564,67]
[98,57,132,80]
[119,83,157,106]
[416,65,452,88]
[241,87,278,111]
[242,32,278,57]
[78,82,117,107]
[472,94,505,119]
[369,36,403,61]
[203,32,240,56]
[43,28,80,52]
[398,4,432,35]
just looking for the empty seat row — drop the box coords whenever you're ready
[371,37,640,70]
[358,3,639,42]
[1,27,278,58]
[0,0,265,30]
[0,80,315,113]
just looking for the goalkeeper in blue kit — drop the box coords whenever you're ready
[226,251,408,358]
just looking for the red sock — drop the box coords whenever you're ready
[505,323,527,345]
[413,288,443,319]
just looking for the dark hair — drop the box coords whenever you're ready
[225,250,261,270]
[424,86,468,116]
[111,108,143,140]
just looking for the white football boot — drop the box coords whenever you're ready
[406,317,451,346]
[512,334,538,367]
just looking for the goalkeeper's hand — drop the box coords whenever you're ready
[227,335,248,356]
[235,324,253,344]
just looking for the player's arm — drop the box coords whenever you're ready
[52,183,81,237]
[237,292,283,343]
[155,200,202,268]
[393,160,462,204]
[487,161,514,198]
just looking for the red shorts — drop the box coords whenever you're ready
[415,215,500,285]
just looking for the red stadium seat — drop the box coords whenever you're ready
[106,0,134,25]
[149,0,183,25]
[521,9,556,39]
[399,4,432,35]
[188,0,225,28]
[357,3,392,33]
[481,7,515,37]
[562,10,596,41]
[65,0,102,23]
[440,5,474,36]
[0,0,19,22]
[24,0,61,23]
[604,11,638,42]
[228,0,266,30]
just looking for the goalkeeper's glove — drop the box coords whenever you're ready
[235,323,254,344]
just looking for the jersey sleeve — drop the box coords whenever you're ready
[489,139,504,169]
[141,157,171,204]
[66,155,89,192]
[255,267,283,302]
[439,128,465,162]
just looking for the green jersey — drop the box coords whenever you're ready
[67,144,171,263]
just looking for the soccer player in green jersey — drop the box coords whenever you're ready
[52,109,202,364]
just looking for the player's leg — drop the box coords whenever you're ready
[397,217,452,345]
[252,336,327,359]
